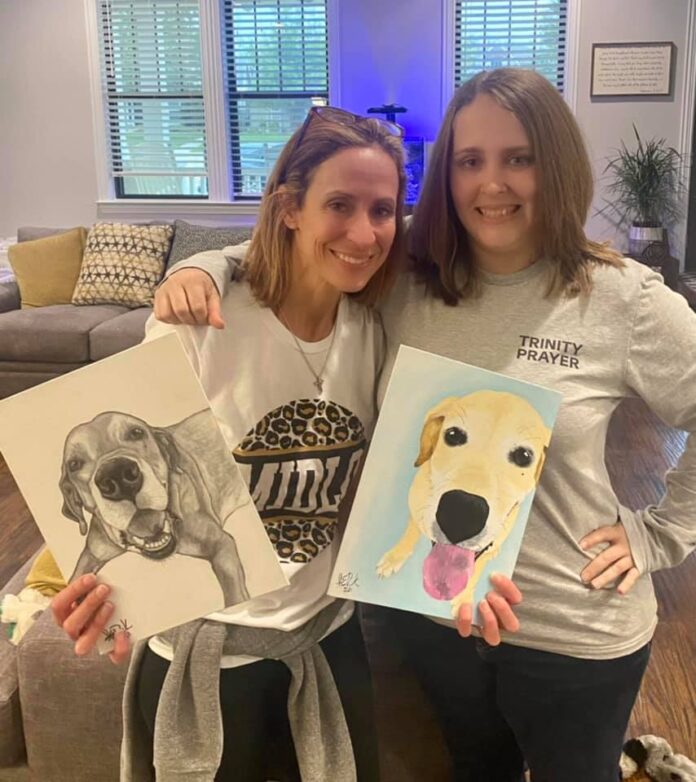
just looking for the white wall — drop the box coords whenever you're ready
[0,0,693,260]
[0,0,99,237]
[575,0,693,259]
[336,0,444,140]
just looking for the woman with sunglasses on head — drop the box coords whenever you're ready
[53,108,408,782]
[154,70,696,782]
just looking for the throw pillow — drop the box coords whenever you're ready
[8,227,87,308]
[72,222,174,308]
[167,219,253,269]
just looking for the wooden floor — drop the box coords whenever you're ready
[1,398,694,779]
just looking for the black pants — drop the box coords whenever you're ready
[386,609,650,782]
[136,610,380,782]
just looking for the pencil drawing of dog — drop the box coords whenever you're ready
[59,410,251,607]
[376,391,551,617]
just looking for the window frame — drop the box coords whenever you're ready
[84,0,340,217]
[441,0,580,116]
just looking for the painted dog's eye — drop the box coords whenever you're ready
[126,426,146,441]
[68,457,83,472]
[509,446,534,468]
[444,427,468,446]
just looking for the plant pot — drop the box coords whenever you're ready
[628,225,665,257]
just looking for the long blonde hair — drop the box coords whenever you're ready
[245,115,406,309]
[410,68,624,304]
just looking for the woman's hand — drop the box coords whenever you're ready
[153,269,224,329]
[51,574,131,664]
[456,573,522,646]
[579,521,640,595]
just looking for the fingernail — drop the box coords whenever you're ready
[96,584,109,598]
[83,574,96,586]
[75,637,88,656]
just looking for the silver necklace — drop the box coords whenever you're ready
[278,311,338,393]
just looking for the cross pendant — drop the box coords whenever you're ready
[314,378,323,393]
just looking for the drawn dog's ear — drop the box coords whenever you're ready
[414,397,460,467]
[59,466,88,536]
[534,444,549,484]
[154,428,183,473]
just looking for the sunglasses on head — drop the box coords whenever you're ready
[279,106,404,183]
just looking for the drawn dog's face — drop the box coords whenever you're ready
[413,391,550,598]
[59,412,179,558]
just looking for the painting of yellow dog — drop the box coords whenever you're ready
[329,346,562,623]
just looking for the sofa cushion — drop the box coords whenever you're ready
[72,223,174,308]
[167,220,252,269]
[89,306,151,361]
[0,554,37,767]
[18,608,127,782]
[0,304,128,363]
[0,280,20,313]
[16,227,72,243]
[8,228,87,309]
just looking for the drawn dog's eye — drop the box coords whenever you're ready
[126,426,146,441]
[68,457,84,472]
[444,427,468,446]
[509,446,534,468]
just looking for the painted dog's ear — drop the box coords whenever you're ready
[154,428,183,473]
[415,415,446,466]
[534,444,549,484]
[414,397,459,467]
[59,466,88,536]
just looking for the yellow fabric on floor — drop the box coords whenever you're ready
[25,547,67,597]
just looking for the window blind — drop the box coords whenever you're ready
[98,0,208,198]
[455,0,568,92]
[222,0,328,198]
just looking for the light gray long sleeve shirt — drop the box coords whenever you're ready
[170,251,696,659]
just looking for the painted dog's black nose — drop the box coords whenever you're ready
[435,490,489,544]
[95,457,143,501]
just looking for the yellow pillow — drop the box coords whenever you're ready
[24,547,67,597]
[8,227,87,308]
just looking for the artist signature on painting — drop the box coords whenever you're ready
[336,571,360,594]
[103,618,133,643]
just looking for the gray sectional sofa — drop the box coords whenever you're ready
[0,223,251,400]
[0,226,150,400]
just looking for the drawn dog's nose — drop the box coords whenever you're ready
[95,457,143,501]
[435,490,489,544]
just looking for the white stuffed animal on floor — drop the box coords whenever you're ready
[0,587,52,645]
[621,735,696,782]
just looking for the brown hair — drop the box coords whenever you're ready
[245,114,407,309]
[410,68,624,304]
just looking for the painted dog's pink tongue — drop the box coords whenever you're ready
[423,544,475,600]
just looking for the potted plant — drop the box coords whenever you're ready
[598,124,687,257]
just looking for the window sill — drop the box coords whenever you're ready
[96,200,260,227]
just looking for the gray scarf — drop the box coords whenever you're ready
[120,601,356,782]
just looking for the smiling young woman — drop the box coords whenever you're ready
[154,67,696,782]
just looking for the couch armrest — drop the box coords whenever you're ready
[0,281,20,313]
[18,607,128,782]
[0,554,38,768]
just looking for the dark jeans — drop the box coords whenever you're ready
[136,610,380,782]
[386,608,651,782]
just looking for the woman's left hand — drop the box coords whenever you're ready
[579,521,640,595]
[456,573,522,646]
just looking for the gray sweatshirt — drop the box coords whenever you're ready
[172,251,696,660]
